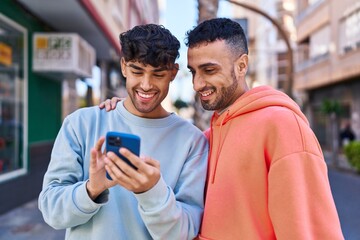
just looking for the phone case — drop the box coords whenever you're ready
[106,132,141,179]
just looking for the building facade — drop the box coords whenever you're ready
[230,0,296,96]
[295,0,360,148]
[0,0,159,214]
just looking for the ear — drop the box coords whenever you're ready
[235,54,248,78]
[170,63,179,81]
[120,58,127,78]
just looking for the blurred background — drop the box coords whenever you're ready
[0,0,360,239]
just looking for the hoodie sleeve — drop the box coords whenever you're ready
[266,108,344,239]
[38,116,108,230]
[134,135,208,240]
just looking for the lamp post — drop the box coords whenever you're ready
[224,0,294,99]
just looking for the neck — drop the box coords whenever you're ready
[216,106,230,116]
[123,98,170,119]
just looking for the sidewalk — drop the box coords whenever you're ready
[323,150,357,173]
[0,152,357,240]
[0,199,65,240]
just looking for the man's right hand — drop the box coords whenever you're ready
[98,97,122,111]
[87,136,117,201]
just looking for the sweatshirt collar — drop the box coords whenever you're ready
[116,101,177,128]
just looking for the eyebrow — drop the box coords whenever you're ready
[127,63,143,71]
[187,62,218,69]
[127,63,171,72]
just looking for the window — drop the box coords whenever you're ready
[309,25,330,59]
[339,8,360,54]
[0,14,28,182]
[308,0,321,6]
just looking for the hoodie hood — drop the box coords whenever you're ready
[208,85,308,184]
[212,85,308,127]
[200,85,344,240]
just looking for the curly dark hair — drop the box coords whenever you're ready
[119,24,180,67]
[185,18,248,57]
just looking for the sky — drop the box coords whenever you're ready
[161,0,233,102]
[160,0,198,103]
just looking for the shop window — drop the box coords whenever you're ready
[0,14,27,182]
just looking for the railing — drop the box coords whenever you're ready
[294,43,332,72]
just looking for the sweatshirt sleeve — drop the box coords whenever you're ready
[135,136,208,240]
[38,116,108,230]
[267,110,344,239]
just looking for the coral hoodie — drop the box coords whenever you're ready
[198,86,344,240]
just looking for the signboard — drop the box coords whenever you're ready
[33,33,96,79]
[0,42,12,66]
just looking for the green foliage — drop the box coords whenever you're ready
[344,141,360,172]
[321,99,342,115]
[173,98,189,110]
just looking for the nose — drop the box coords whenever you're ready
[192,74,206,92]
[140,75,152,90]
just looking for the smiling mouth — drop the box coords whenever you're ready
[199,89,214,97]
[137,91,156,99]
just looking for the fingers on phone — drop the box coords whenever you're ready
[106,151,136,176]
[95,136,105,151]
[142,157,160,169]
[90,148,97,167]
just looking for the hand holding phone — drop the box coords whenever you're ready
[106,132,141,179]
[105,132,161,193]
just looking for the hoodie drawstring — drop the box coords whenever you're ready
[210,110,230,184]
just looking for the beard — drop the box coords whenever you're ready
[200,70,238,111]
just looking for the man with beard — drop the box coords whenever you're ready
[186,17,343,240]
[38,24,208,240]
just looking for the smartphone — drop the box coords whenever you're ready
[106,131,141,179]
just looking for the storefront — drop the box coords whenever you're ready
[0,13,27,183]
[308,79,360,149]
[0,2,63,214]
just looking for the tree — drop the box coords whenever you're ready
[198,0,219,23]
[321,99,342,167]
[192,0,219,130]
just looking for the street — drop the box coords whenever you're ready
[0,166,359,240]
[328,167,360,240]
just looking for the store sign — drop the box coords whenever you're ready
[33,33,96,79]
[0,42,12,66]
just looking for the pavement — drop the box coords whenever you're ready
[323,150,355,172]
[0,200,65,240]
[0,152,358,240]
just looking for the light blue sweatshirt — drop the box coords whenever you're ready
[38,102,208,240]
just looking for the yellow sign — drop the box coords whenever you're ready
[36,37,48,49]
[0,42,12,66]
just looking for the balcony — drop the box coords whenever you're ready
[294,44,331,90]
[296,0,329,42]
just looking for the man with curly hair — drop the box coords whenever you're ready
[39,24,208,240]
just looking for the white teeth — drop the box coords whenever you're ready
[200,90,214,97]
[138,92,154,98]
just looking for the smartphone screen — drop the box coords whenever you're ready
[105,132,141,179]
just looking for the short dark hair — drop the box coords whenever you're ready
[185,18,248,57]
[120,24,180,67]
